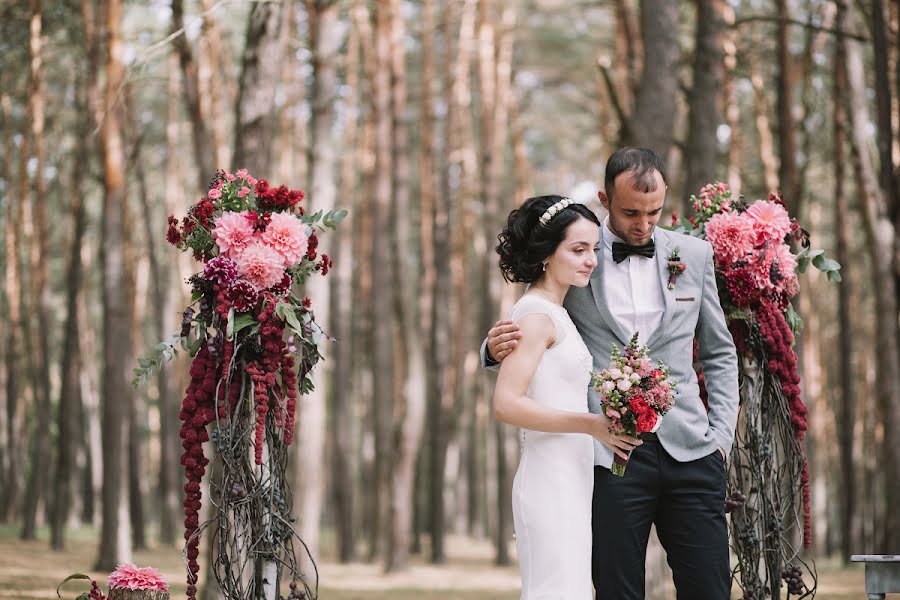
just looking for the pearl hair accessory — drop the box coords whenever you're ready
[538,197,579,226]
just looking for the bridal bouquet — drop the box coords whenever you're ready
[591,333,676,476]
[135,168,345,600]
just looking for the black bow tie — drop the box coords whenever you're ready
[611,240,656,263]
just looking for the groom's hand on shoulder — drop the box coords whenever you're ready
[488,320,521,362]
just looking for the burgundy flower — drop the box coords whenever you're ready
[256,180,305,212]
[316,253,333,275]
[306,233,319,260]
[166,216,182,246]
[203,256,238,286]
[245,210,272,232]
[192,199,216,228]
[724,266,759,308]
[272,272,293,296]
[225,280,259,313]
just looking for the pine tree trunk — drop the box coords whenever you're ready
[684,0,725,197]
[832,0,855,562]
[232,0,292,175]
[198,0,231,170]
[384,0,427,573]
[775,0,799,202]
[22,0,52,542]
[79,288,102,526]
[96,0,133,570]
[129,134,156,552]
[157,52,182,547]
[412,0,438,558]
[171,0,214,189]
[722,4,740,194]
[368,0,397,563]
[51,69,90,550]
[0,89,23,525]
[297,0,342,574]
[748,41,780,193]
[329,0,361,564]
[628,0,678,155]
[844,22,900,549]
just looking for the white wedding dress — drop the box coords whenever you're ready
[509,294,595,599]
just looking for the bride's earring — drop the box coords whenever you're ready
[542,262,547,272]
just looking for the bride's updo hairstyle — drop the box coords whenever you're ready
[497,195,601,283]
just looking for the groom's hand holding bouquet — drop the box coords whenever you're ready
[591,333,676,476]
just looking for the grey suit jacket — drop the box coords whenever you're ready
[484,227,740,469]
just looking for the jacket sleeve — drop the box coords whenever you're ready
[695,242,740,454]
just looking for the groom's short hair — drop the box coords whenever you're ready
[604,147,667,203]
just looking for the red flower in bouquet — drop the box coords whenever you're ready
[591,333,677,476]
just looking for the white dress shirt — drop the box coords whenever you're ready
[602,218,666,346]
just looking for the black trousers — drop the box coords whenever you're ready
[592,438,730,600]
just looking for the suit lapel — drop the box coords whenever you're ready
[590,234,632,346]
[645,229,676,348]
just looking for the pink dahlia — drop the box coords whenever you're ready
[212,211,257,260]
[236,243,285,289]
[750,242,797,293]
[705,211,755,268]
[746,200,792,245]
[108,563,169,592]
[260,212,309,267]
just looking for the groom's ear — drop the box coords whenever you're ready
[598,190,610,211]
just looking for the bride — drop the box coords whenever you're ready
[491,196,641,599]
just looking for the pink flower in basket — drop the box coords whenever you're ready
[746,200,792,245]
[212,211,258,260]
[705,212,755,267]
[260,212,309,267]
[236,243,286,290]
[108,563,169,591]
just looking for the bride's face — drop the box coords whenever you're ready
[545,217,601,287]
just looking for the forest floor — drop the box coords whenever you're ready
[0,525,865,599]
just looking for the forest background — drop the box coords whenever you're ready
[0,0,898,598]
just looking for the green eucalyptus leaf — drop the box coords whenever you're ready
[827,270,843,282]
[797,256,810,273]
[232,313,257,334]
[812,254,827,270]
[823,258,841,271]
[189,337,204,357]
[806,248,825,259]
[154,342,168,352]
[283,308,304,336]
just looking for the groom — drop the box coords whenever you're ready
[483,147,739,599]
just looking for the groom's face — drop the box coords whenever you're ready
[598,170,666,246]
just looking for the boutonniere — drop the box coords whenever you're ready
[666,247,686,290]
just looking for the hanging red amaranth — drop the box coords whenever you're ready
[178,345,217,600]
[756,300,811,548]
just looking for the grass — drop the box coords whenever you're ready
[0,525,864,599]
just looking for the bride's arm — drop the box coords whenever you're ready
[492,314,640,459]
